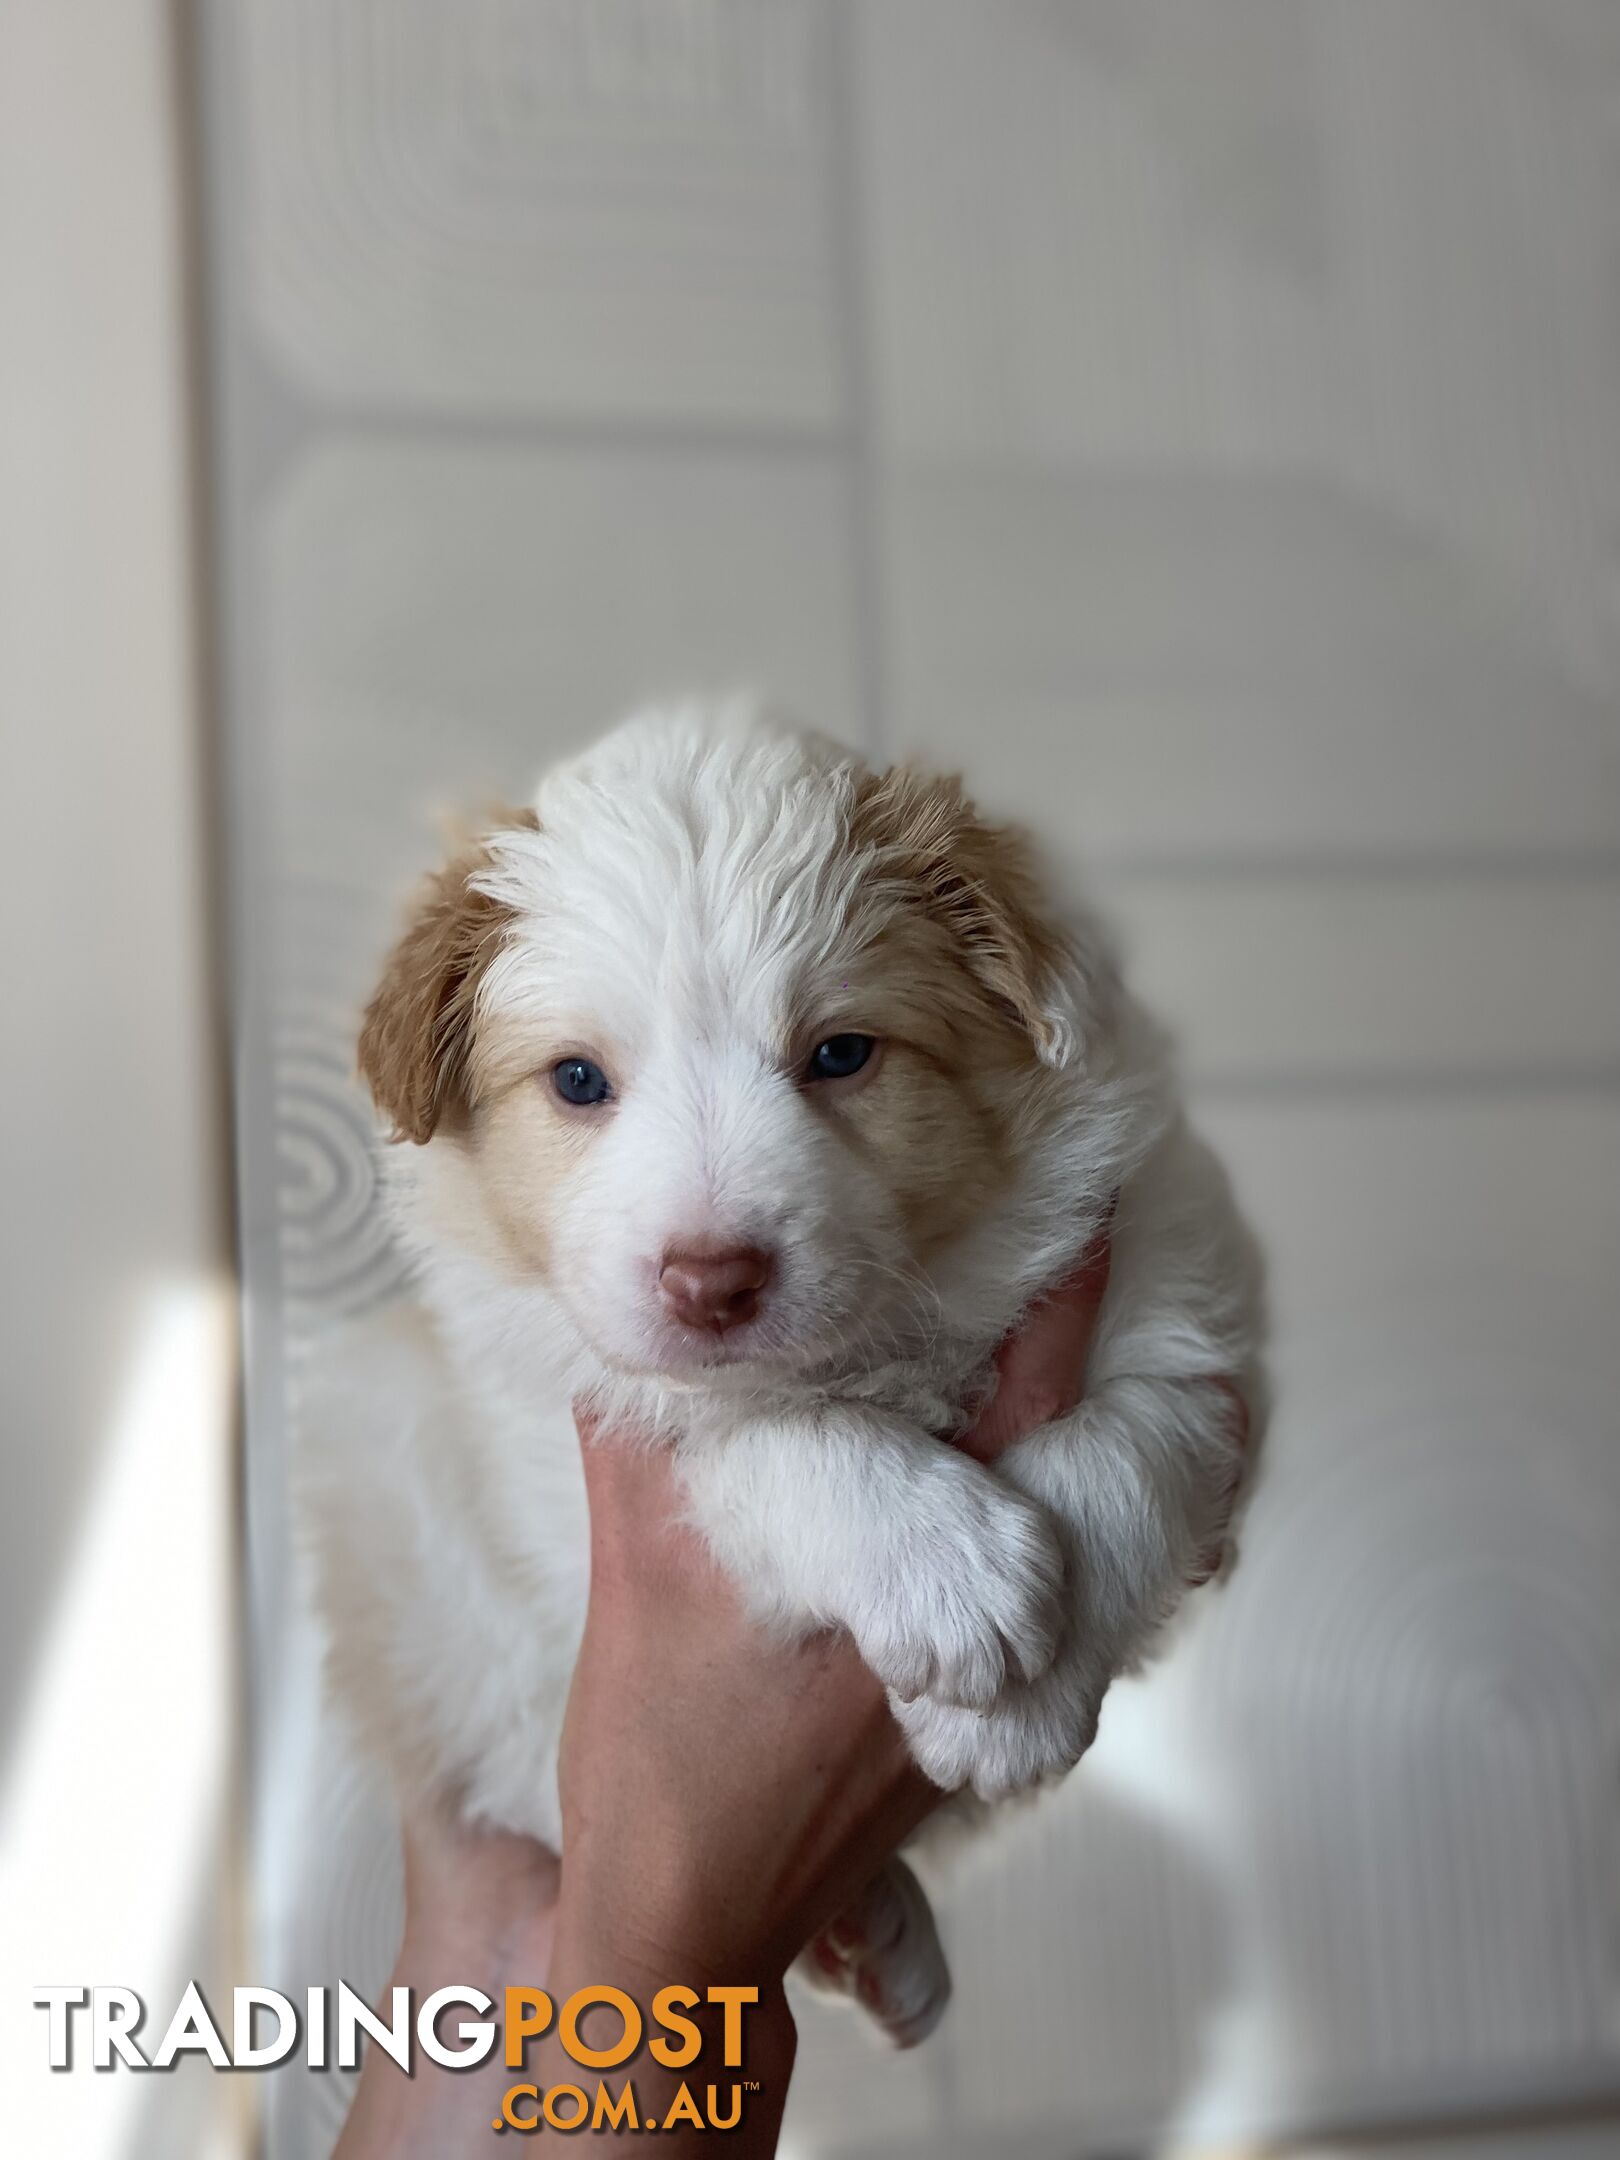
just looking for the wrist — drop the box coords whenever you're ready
[546,1895,791,2006]
[554,1820,798,1994]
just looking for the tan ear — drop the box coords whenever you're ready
[851,766,1077,1065]
[358,808,539,1144]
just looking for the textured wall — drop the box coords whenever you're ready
[196,4,1620,2153]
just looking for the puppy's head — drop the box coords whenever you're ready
[360,711,1086,1382]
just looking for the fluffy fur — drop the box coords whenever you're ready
[300,702,1263,2044]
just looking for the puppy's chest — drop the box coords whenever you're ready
[678,1339,997,1448]
[829,1345,994,1436]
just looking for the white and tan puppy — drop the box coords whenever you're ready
[300,702,1262,2046]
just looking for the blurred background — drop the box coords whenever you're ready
[4,3,1619,2157]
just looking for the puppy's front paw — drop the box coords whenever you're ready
[850,1463,1066,1710]
[898,1659,1105,1800]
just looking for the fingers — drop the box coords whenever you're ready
[957,1223,1113,1462]
[572,1405,634,1542]
[571,1408,700,1594]
[1214,1377,1252,1451]
[1186,1379,1252,1585]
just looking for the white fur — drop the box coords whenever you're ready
[299,702,1263,2041]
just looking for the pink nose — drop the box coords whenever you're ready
[658,1242,772,1334]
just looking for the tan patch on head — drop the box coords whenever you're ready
[804,909,1034,1259]
[811,761,1088,1259]
[842,1039,1008,1255]
[357,807,539,1145]
[849,765,1074,1065]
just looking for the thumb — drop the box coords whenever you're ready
[572,1405,686,1573]
[958,1227,1113,1463]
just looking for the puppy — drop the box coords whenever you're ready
[299,702,1263,2048]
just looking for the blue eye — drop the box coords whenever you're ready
[806,1033,875,1082]
[552,1057,611,1106]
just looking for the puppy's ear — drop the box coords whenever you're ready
[358,809,539,1143]
[852,766,1079,1066]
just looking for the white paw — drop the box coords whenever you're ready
[898,1658,1105,1800]
[849,1463,1066,1709]
[801,1861,951,2050]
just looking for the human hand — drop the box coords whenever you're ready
[555,1230,1121,1975]
[538,1231,1122,2146]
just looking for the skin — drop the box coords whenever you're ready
[332,1235,1244,2156]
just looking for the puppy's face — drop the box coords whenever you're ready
[361,719,1078,1382]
